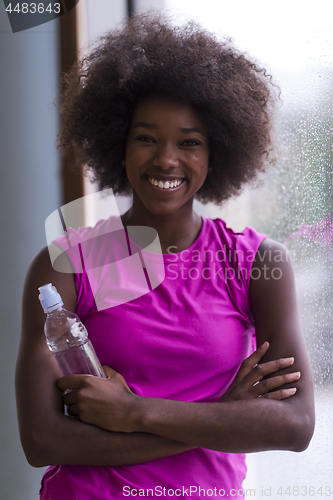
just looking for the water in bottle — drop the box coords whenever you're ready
[38,283,106,377]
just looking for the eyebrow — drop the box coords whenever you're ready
[180,127,206,136]
[133,122,206,136]
[133,122,158,130]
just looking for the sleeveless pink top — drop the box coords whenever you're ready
[40,216,267,500]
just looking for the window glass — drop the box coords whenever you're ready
[165,0,333,491]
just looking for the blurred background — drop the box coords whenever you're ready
[0,0,332,498]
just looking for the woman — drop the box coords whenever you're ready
[16,13,315,500]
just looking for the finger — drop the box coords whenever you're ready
[66,403,79,417]
[102,365,118,379]
[241,357,295,389]
[102,366,132,392]
[63,390,78,406]
[57,374,92,391]
[233,342,270,383]
[261,388,297,400]
[251,371,301,397]
[244,342,270,369]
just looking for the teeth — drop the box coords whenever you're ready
[148,177,183,189]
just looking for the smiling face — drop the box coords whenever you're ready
[125,96,210,217]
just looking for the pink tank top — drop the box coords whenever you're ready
[40,216,267,499]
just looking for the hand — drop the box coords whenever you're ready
[57,366,140,433]
[218,342,300,403]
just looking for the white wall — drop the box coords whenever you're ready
[135,0,165,12]
[0,4,61,499]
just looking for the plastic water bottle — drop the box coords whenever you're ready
[38,283,106,378]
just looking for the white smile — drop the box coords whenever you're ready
[147,176,185,190]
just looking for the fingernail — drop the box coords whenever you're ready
[285,388,297,395]
[260,341,269,348]
[283,357,294,364]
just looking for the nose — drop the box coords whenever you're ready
[153,143,179,170]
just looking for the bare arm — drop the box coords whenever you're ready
[15,246,194,468]
[60,239,315,453]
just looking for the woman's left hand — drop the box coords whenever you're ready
[218,342,300,403]
[57,366,140,433]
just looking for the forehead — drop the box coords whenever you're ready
[130,96,206,129]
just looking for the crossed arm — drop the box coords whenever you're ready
[15,239,315,467]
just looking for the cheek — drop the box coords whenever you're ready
[126,146,151,170]
[198,158,209,177]
[192,148,209,168]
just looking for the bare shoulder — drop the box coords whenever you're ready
[20,245,77,347]
[254,237,291,266]
[23,245,77,326]
[250,237,295,288]
[249,237,298,331]
[257,237,288,252]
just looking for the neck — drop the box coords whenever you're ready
[121,195,202,254]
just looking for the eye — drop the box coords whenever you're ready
[136,136,155,143]
[181,139,202,147]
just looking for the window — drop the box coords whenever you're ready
[164,0,333,490]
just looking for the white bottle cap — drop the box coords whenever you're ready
[38,283,64,313]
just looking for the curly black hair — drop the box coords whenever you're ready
[59,12,278,205]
